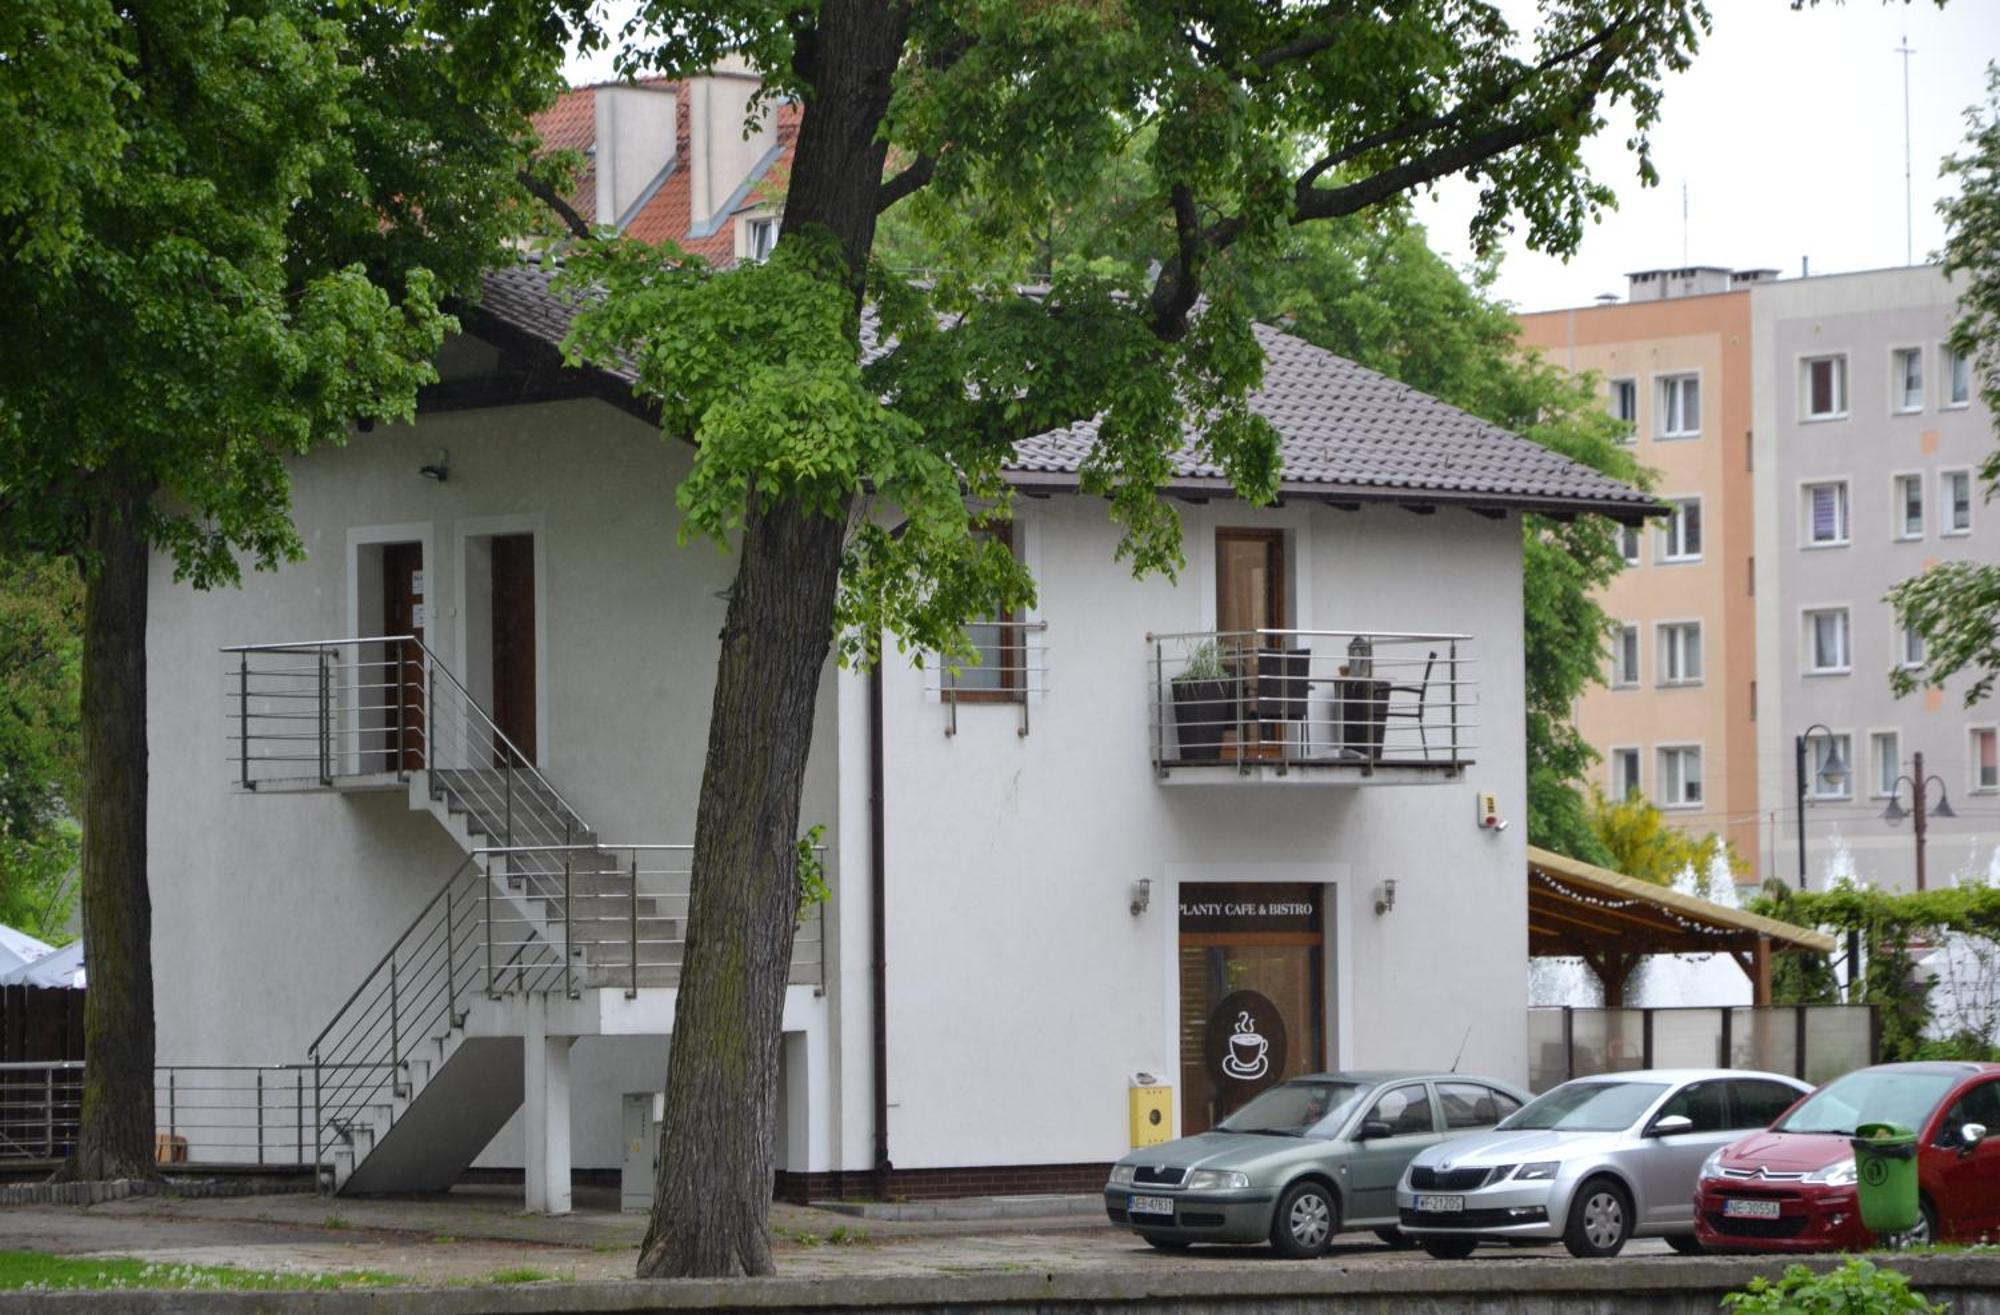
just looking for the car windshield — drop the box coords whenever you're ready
[1498,1080,1668,1132]
[1774,1070,1960,1137]
[1219,1081,1369,1137]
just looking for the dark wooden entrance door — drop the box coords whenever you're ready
[382,542,425,771]
[489,534,537,763]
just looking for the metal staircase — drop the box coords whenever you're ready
[225,636,822,1192]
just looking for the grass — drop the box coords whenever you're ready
[0,1251,402,1292]
[484,1267,567,1284]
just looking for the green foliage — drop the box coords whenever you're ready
[0,555,81,942]
[796,825,830,922]
[1588,787,1743,896]
[1722,1259,1945,1315]
[0,1250,401,1292]
[1178,640,1226,682]
[1892,64,2000,707]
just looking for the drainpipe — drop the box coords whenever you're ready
[869,657,891,1198]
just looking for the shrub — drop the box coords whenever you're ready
[1722,1259,1944,1314]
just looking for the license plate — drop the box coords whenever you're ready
[1723,1198,1782,1220]
[1129,1195,1175,1218]
[1414,1195,1465,1213]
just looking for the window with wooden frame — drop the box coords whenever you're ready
[950,521,1026,703]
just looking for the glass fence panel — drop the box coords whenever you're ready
[1802,1005,1874,1086]
[1528,1009,1568,1092]
[1650,1008,1726,1070]
[1729,1007,1800,1077]
[1568,1008,1645,1078]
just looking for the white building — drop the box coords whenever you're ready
[147,262,1653,1209]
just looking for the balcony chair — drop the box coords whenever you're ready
[1254,647,1312,758]
[1379,650,1436,762]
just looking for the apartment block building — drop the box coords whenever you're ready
[1752,266,1999,892]
[1518,268,1770,872]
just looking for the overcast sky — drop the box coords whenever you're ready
[563,2,2000,313]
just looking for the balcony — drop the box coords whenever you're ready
[1147,629,1475,785]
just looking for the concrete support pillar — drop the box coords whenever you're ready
[523,1005,573,1215]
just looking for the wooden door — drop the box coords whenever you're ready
[1215,529,1285,636]
[382,542,425,771]
[489,534,537,764]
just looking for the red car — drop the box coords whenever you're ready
[1694,1061,2000,1250]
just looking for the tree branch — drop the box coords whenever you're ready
[518,169,592,240]
[876,153,937,213]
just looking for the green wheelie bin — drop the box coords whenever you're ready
[1850,1122,1920,1237]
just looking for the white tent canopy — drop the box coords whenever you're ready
[0,922,81,988]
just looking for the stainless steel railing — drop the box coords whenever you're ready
[929,620,1050,736]
[0,1060,80,1160]
[1,1061,330,1167]
[305,843,825,1181]
[1147,628,1477,775]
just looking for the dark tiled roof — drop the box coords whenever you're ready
[472,263,1655,517]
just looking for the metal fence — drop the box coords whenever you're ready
[1529,1005,1880,1093]
[0,1060,80,1160]
[1,1061,324,1166]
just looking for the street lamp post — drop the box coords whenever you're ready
[1882,749,1957,893]
[1794,724,1847,891]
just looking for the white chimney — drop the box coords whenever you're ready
[593,84,677,227]
[686,59,775,231]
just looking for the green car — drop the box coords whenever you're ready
[1105,1070,1532,1257]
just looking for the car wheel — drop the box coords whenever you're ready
[1889,1197,1940,1249]
[1374,1227,1418,1250]
[1269,1180,1339,1258]
[1663,1232,1704,1256]
[1419,1235,1478,1260]
[1142,1235,1192,1253]
[1562,1177,1633,1258]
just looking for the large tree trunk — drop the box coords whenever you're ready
[638,0,904,1278]
[57,472,159,1183]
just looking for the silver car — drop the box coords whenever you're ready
[1104,1071,1531,1257]
[1396,1068,1810,1258]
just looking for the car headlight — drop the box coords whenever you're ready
[1108,1164,1136,1186]
[1805,1158,1857,1187]
[1186,1169,1251,1191]
[1699,1149,1727,1181]
[1512,1161,1561,1182]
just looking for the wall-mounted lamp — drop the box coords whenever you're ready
[419,449,450,482]
[1374,879,1397,916]
[1129,878,1152,917]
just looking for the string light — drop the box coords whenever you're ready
[1530,869,1810,946]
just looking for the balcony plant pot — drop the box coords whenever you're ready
[1171,640,1233,762]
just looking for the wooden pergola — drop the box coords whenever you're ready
[1527,846,1835,1006]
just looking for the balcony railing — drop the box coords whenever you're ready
[1147,629,1475,779]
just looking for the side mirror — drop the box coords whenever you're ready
[1649,1114,1694,1137]
[1359,1120,1393,1141]
[1963,1122,1987,1150]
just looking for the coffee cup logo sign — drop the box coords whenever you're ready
[1205,990,1287,1098]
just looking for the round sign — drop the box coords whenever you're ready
[1204,989,1288,1098]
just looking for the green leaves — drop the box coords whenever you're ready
[1723,1259,1945,1315]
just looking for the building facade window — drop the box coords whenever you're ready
[1609,378,1638,438]
[1658,374,1700,439]
[1804,481,1850,546]
[1658,621,1702,686]
[1895,474,1925,539]
[1658,746,1702,807]
[1620,523,1641,565]
[950,521,1025,701]
[1811,733,1853,799]
[1803,355,1848,419]
[1613,624,1641,687]
[1612,747,1641,801]
[1900,626,1926,670]
[1893,348,1924,413]
[1945,345,1972,407]
[1660,497,1702,562]
[1872,730,1901,798]
[745,216,780,262]
[1944,470,1973,535]
[1805,607,1851,674]
[1973,727,1999,792]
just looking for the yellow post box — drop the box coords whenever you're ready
[1128,1072,1173,1148]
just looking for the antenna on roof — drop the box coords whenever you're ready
[1449,1026,1473,1073]
[1681,181,1689,266]
[1897,35,1916,266]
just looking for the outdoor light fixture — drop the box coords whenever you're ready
[1793,723,1846,891]
[418,449,450,482]
[1881,751,1956,891]
[1129,878,1151,917]
[1374,879,1397,916]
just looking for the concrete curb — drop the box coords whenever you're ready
[5,1252,1999,1313]
[809,1194,1102,1222]
[0,1178,313,1208]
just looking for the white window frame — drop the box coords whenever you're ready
[1608,377,1638,440]
[1972,726,1999,794]
[1809,732,1854,800]
[1800,353,1850,421]
[1892,471,1925,541]
[1610,746,1642,802]
[1870,729,1902,799]
[1619,522,1641,566]
[1891,347,1925,414]
[1612,623,1641,688]
[744,215,780,262]
[1656,619,1703,687]
[1944,344,1973,409]
[1659,496,1703,563]
[1656,372,1701,440]
[1801,479,1850,548]
[1942,469,1974,536]
[1657,744,1703,810]
[1803,606,1852,676]
[1898,623,1926,671]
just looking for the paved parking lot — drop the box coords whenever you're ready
[0,1184,1681,1285]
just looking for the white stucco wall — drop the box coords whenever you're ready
[872,495,1529,1171]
